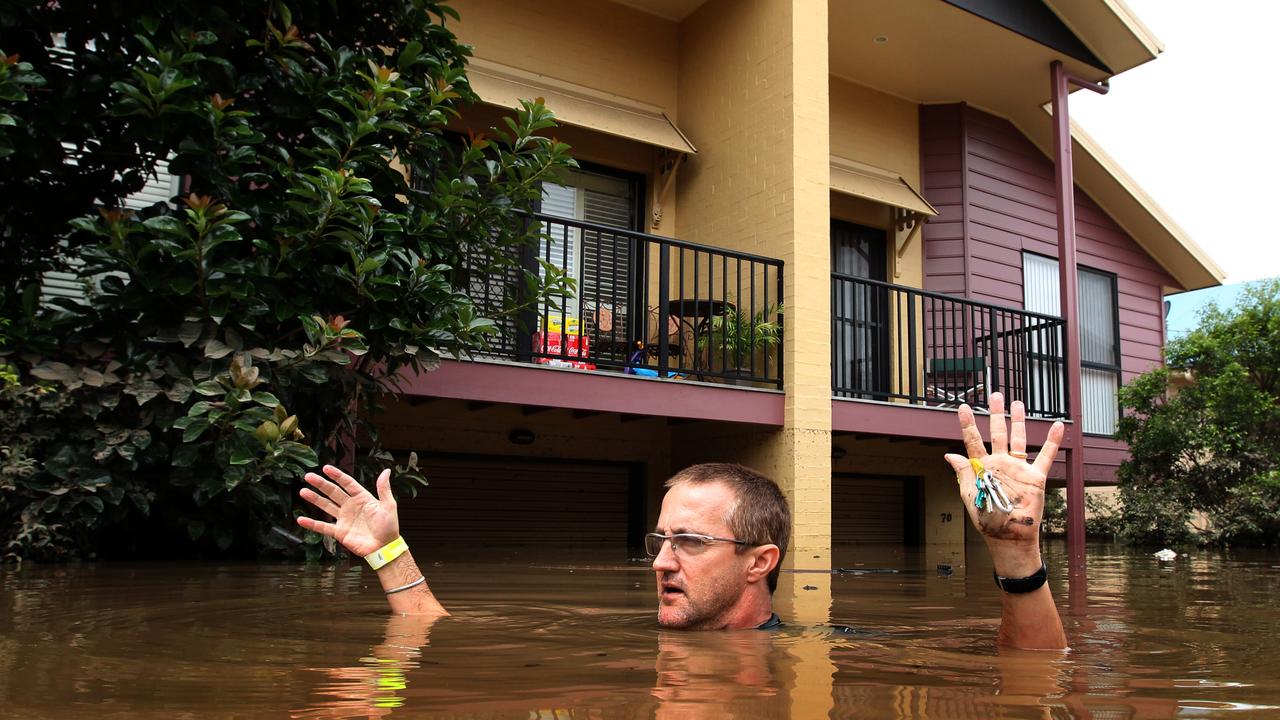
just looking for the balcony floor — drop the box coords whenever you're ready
[397,359,784,426]
[832,396,1065,446]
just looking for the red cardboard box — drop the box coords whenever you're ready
[533,331,595,370]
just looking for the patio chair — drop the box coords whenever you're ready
[925,356,988,407]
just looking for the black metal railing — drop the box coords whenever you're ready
[464,212,785,389]
[831,274,1067,418]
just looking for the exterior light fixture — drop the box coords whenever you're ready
[508,428,536,445]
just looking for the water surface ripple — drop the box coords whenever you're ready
[2,542,1278,718]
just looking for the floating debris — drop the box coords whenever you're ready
[1154,549,1178,561]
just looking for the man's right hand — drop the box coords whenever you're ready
[297,465,400,558]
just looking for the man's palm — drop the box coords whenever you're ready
[945,394,1065,544]
[297,466,400,558]
[332,494,398,557]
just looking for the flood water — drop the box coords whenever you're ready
[2,542,1279,719]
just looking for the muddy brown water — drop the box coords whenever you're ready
[2,542,1278,719]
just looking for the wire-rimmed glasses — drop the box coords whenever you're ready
[645,532,754,557]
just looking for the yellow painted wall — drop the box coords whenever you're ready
[451,0,680,113]
[450,1,684,238]
[676,0,833,563]
[829,76,921,188]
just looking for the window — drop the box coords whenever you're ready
[538,167,639,342]
[538,167,636,283]
[1022,254,1121,436]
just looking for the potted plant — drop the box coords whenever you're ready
[699,302,784,384]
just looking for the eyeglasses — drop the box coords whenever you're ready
[645,532,754,558]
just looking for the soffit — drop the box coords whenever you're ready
[467,58,696,154]
[1043,0,1164,74]
[828,0,1120,112]
[830,156,937,217]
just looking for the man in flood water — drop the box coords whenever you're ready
[297,393,1067,649]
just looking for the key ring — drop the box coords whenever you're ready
[969,459,1014,513]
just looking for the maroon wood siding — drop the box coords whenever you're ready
[919,104,1184,483]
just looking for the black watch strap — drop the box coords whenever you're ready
[993,562,1048,594]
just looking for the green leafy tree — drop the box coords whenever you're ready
[0,1,573,560]
[1116,279,1280,546]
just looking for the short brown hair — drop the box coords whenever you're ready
[665,463,790,593]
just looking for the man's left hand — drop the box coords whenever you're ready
[945,392,1065,576]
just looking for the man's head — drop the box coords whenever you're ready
[650,463,791,630]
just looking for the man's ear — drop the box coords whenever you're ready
[745,544,780,585]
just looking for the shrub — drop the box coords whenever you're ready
[0,1,573,560]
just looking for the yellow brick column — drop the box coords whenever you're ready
[676,0,832,564]
[781,0,833,568]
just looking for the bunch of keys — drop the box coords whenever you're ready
[969,459,1013,513]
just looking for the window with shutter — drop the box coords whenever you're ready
[539,168,636,341]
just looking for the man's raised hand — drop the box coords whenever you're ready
[297,465,399,558]
[944,393,1065,546]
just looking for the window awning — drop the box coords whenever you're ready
[829,156,937,217]
[466,58,696,155]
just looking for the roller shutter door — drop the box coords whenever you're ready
[832,474,915,544]
[399,456,635,547]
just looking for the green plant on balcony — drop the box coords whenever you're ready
[699,302,784,379]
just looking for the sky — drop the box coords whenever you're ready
[1069,0,1280,288]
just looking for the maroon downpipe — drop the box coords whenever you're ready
[1050,61,1108,572]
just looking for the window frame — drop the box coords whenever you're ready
[1020,252,1123,438]
[1077,265,1121,438]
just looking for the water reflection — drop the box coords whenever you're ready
[2,544,1279,719]
[294,614,437,719]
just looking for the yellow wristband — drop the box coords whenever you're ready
[365,536,408,570]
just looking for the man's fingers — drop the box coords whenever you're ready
[296,515,337,538]
[945,453,973,480]
[304,472,350,504]
[300,488,341,519]
[1033,421,1065,475]
[958,404,988,459]
[323,464,368,498]
[375,468,395,506]
[989,392,1007,455]
[1010,400,1027,457]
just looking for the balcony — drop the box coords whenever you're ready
[461,212,785,390]
[831,274,1067,422]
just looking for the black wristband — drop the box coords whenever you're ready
[993,562,1048,594]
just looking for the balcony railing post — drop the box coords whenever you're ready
[907,290,918,403]
[657,242,671,376]
[777,266,785,389]
[987,305,1000,398]
[516,214,537,364]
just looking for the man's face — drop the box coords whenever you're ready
[652,482,752,630]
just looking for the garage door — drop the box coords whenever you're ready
[398,456,639,547]
[832,474,919,544]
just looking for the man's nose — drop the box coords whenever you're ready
[651,540,679,572]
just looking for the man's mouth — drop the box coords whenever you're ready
[660,580,686,602]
